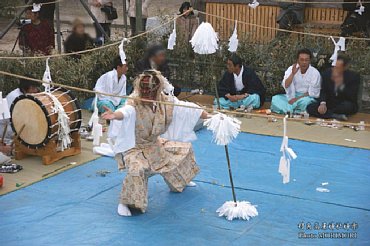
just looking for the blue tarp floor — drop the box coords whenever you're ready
[1,130,369,245]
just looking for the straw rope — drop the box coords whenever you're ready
[0,11,187,60]
[1,70,369,127]
[1,5,370,60]
[3,0,64,9]
[197,10,370,41]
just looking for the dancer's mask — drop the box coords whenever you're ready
[138,70,162,100]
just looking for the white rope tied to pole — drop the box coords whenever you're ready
[278,115,297,184]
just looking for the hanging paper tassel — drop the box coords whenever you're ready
[190,22,219,55]
[278,116,297,184]
[204,113,241,146]
[355,0,365,15]
[42,57,52,93]
[118,38,129,64]
[89,96,103,146]
[248,0,260,9]
[329,36,346,66]
[216,201,258,221]
[228,21,239,52]
[167,18,176,50]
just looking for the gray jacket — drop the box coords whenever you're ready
[277,2,306,24]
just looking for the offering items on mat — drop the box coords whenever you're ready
[0,163,23,173]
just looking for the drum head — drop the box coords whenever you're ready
[11,95,51,148]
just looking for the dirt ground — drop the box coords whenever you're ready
[0,0,184,52]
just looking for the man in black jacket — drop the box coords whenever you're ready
[135,45,181,96]
[306,55,360,121]
[216,54,266,109]
[341,0,370,38]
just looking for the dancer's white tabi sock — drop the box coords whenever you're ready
[117,203,132,216]
[187,181,197,187]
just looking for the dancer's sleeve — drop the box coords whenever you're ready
[161,98,203,142]
[109,105,137,154]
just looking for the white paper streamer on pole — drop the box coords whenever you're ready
[89,96,103,146]
[48,93,71,151]
[42,57,52,93]
[216,201,258,221]
[248,0,260,9]
[167,18,176,50]
[204,113,241,146]
[0,92,11,120]
[278,115,297,184]
[329,36,346,66]
[228,21,239,52]
[355,0,365,15]
[118,38,129,65]
[162,77,175,96]
[190,22,219,55]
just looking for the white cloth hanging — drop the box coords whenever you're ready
[42,57,52,93]
[329,36,346,66]
[190,22,219,55]
[118,38,129,64]
[248,0,260,9]
[89,96,103,146]
[355,0,365,15]
[167,18,177,50]
[278,116,297,184]
[0,92,10,120]
[48,93,71,151]
[228,21,239,52]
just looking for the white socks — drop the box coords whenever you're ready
[187,181,197,187]
[117,203,132,216]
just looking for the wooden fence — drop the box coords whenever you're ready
[204,2,347,43]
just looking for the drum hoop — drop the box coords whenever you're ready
[51,87,82,132]
[10,94,52,149]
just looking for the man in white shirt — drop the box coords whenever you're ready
[216,54,266,109]
[93,56,128,113]
[271,48,321,114]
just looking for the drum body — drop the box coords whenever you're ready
[10,88,82,149]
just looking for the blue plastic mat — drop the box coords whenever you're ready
[1,130,369,246]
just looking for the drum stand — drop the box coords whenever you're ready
[14,131,81,165]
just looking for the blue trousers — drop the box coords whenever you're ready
[215,94,261,109]
[96,99,126,113]
[271,94,315,114]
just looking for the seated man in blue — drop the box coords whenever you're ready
[93,56,128,113]
[271,48,321,114]
[216,54,266,109]
[306,55,360,121]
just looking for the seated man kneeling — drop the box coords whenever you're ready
[271,48,321,114]
[306,55,360,121]
[93,56,128,113]
[216,54,266,109]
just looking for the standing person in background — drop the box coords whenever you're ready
[276,0,306,36]
[88,0,113,43]
[176,2,199,44]
[24,0,55,29]
[64,18,94,58]
[128,0,152,36]
[19,4,54,55]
